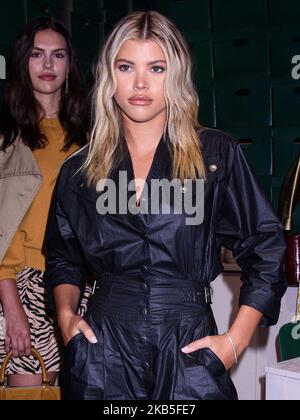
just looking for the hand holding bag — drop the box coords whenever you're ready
[0,348,61,400]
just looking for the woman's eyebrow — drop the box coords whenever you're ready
[115,58,167,65]
[32,47,68,52]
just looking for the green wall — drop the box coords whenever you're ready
[0,0,299,231]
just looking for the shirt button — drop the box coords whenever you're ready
[209,164,218,172]
[142,308,148,316]
[141,335,150,343]
[140,282,148,292]
[143,362,150,370]
[141,266,150,273]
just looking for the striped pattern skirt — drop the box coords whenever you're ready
[0,267,92,375]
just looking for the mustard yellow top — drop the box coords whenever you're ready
[0,118,79,280]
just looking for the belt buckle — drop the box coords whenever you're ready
[92,280,97,295]
[204,286,213,305]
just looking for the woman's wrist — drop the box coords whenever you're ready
[227,305,263,358]
[57,307,76,327]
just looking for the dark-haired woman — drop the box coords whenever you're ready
[0,17,90,387]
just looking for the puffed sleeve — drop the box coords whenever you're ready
[215,142,287,327]
[44,170,88,310]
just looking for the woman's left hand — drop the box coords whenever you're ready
[181,335,237,371]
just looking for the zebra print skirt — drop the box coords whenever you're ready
[0,267,92,375]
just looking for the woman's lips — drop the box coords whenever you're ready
[128,96,153,106]
[39,75,56,81]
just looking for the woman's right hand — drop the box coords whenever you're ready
[59,312,98,347]
[4,305,31,358]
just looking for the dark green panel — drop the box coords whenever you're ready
[211,0,268,30]
[131,0,154,11]
[269,0,300,26]
[262,185,273,203]
[73,0,101,17]
[26,0,62,21]
[271,34,300,79]
[103,0,128,34]
[229,128,273,176]
[0,0,26,48]
[0,80,5,101]
[273,86,300,126]
[214,37,269,79]
[190,41,213,83]
[273,129,300,177]
[216,88,271,128]
[155,0,210,35]
[0,44,11,62]
[71,13,100,66]
[198,89,215,127]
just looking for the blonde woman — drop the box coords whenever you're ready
[45,12,287,400]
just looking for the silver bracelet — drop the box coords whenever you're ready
[225,332,238,365]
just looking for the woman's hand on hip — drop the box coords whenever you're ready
[181,335,237,371]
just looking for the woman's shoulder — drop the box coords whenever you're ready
[197,127,240,176]
[57,145,89,189]
[197,127,239,151]
[61,144,89,171]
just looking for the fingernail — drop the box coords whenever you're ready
[90,336,98,344]
[181,346,189,353]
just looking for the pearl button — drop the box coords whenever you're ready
[209,164,218,172]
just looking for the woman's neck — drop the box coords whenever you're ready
[123,113,166,155]
[34,90,61,119]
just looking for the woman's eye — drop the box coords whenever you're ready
[31,52,41,58]
[55,53,66,59]
[119,64,131,72]
[151,66,165,73]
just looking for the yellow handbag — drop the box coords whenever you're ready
[0,348,61,400]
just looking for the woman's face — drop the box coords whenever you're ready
[114,39,167,125]
[29,29,69,97]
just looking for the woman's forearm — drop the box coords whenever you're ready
[0,279,22,312]
[228,305,263,357]
[54,284,97,345]
[54,284,81,322]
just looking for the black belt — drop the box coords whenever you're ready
[92,273,213,305]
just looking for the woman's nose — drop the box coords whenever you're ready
[134,72,148,90]
[43,56,54,70]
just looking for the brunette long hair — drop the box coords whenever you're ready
[0,17,89,151]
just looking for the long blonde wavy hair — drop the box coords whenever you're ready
[84,11,207,185]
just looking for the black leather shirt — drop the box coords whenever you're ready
[45,128,287,328]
